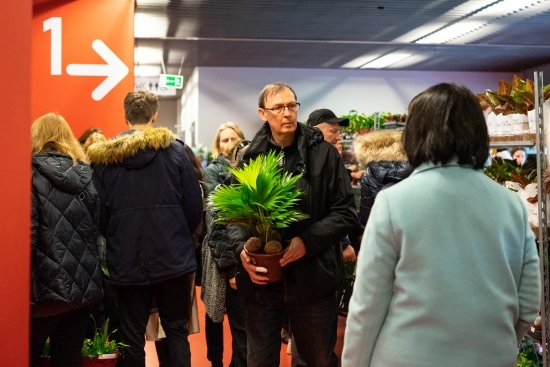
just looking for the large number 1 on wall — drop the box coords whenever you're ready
[43,17,62,76]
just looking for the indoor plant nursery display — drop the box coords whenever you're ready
[209,150,308,282]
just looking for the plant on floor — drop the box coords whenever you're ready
[82,318,128,359]
[209,150,308,254]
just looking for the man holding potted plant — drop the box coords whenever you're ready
[228,82,358,367]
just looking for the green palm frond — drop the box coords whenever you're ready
[210,150,309,249]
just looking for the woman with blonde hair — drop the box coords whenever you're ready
[30,113,103,367]
[202,122,247,367]
[204,122,245,193]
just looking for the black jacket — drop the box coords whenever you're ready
[204,155,232,194]
[88,127,203,286]
[204,156,239,276]
[353,130,413,226]
[204,205,239,276]
[31,152,103,314]
[229,123,358,304]
[359,161,413,225]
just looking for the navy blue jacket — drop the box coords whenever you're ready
[89,127,203,286]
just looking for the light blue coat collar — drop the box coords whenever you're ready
[411,157,475,176]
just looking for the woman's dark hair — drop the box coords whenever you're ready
[510,147,526,156]
[184,144,204,181]
[403,83,489,169]
[77,127,103,145]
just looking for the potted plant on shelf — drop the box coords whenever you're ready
[209,150,309,282]
[81,319,128,367]
[340,110,372,134]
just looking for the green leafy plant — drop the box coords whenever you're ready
[517,337,543,367]
[478,75,550,115]
[82,319,128,359]
[340,110,371,133]
[209,150,308,254]
[42,339,50,357]
[340,110,395,133]
[484,157,536,187]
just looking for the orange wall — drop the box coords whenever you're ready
[0,0,32,365]
[32,0,134,138]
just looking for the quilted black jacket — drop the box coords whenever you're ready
[353,130,413,226]
[204,155,232,195]
[359,161,413,225]
[31,152,103,311]
[204,205,239,276]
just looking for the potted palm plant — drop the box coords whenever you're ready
[81,319,128,367]
[209,150,309,282]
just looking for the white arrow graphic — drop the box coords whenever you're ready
[66,40,129,101]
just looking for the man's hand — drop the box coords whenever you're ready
[280,237,307,267]
[240,249,269,285]
[343,245,357,262]
[229,277,237,290]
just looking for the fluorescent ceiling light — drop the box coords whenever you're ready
[134,47,164,64]
[135,0,170,5]
[134,13,168,38]
[477,0,538,18]
[134,65,162,77]
[360,54,412,69]
[417,21,485,44]
[414,0,550,44]
[341,54,380,68]
[385,54,430,69]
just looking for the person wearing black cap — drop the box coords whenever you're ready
[307,109,359,265]
[307,109,365,182]
[228,83,358,367]
[306,109,349,153]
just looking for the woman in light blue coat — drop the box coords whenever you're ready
[342,83,541,367]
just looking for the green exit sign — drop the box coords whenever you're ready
[159,74,184,89]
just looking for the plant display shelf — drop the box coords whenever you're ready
[489,140,535,148]
[533,70,550,367]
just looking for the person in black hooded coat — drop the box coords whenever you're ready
[30,113,103,367]
[353,130,414,227]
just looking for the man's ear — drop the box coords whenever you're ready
[258,108,268,122]
[151,112,158,124]
[123,113,129,125]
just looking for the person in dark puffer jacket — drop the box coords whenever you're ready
[202,122,247,367]
[353,130,414,227]
[30,113,103,367]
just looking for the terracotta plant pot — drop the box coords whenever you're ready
[81,352,119,367]
[245,247,288,283]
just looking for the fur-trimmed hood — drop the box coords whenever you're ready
[87,127,174,166]
[353,130,407,165]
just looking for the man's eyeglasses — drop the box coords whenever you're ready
[263,102,300,115]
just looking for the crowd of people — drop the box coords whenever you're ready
[30,82,541,367]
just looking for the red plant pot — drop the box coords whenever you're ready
[245,247,288,283]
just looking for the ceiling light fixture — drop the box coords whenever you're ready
[134,13,168,38]
[360,53,412,69]
[134,65,162,77]
[341,54,381,68]
[415,0,550,44]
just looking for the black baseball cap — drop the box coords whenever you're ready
[306,109,349,127]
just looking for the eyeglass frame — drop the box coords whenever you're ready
[262,102,301,115]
